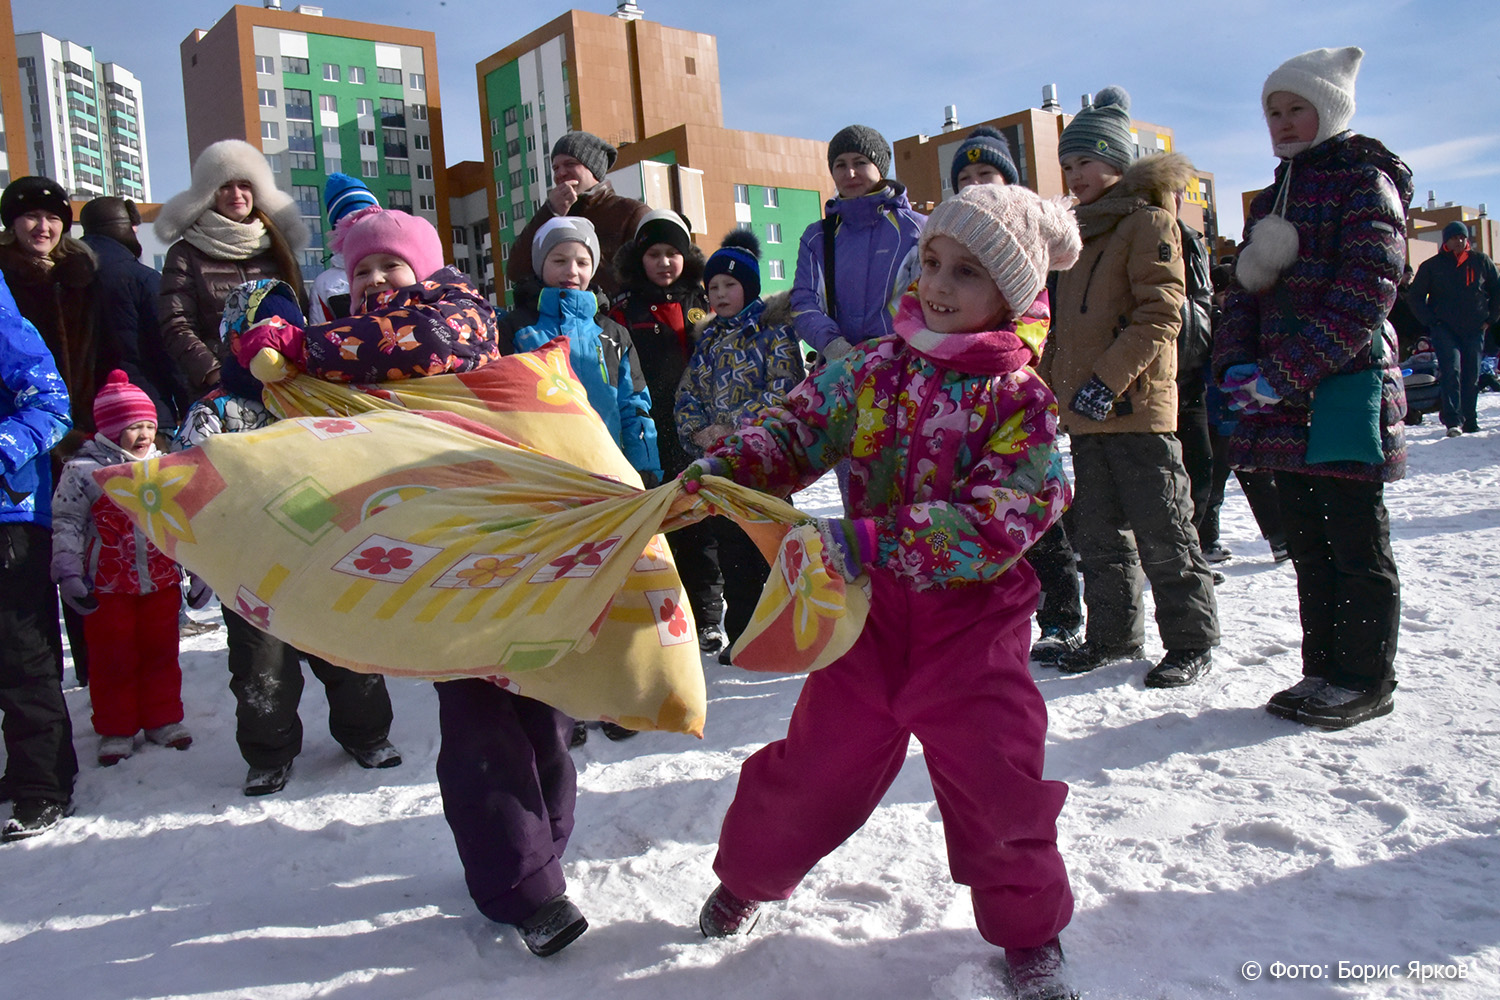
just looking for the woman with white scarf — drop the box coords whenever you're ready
[155,140,309,391]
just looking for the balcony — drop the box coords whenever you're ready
[284,102,313,121]
[383,142,408,160]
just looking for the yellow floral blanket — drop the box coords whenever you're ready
[94,340,868,736]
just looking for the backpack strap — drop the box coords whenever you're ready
[822,214,838,324]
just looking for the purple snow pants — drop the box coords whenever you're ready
[435,679,576,925]
[712,566,1074,948]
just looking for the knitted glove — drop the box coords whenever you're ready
[185,573,214,610]
[1223,364,1280,414]
[1069,375,1117,422]
[680,457,728,494]
[57,575,98,616]
[234,318,307,369]
[822,337,855,361]
[815,517,879,582]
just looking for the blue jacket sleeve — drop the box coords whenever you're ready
[0,312,72,479]
[789,220,841,351]
[615,345,661,477]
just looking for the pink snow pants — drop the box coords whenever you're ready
[712,566,1073,948]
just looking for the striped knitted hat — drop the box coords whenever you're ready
[323,173,380,228]
[919,184,1081,314]
[1057,86,1136,172]
[93,370,157,440]
[950,126,1020,191]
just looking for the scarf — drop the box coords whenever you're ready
[890,290,1049,376]
[183,210,271,261]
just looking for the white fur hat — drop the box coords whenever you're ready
[919,184,1082,314]
[154,139,310,249]
[1262,47,1362,149]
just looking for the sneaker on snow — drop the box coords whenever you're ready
[2,798,74,843]
[698,624,727,655]
[1003,935,1079,1000]
[1056,640,1145,675]
[1270,542,1291,563]
[518,894,588,957]
[97,735,135,766]
[1144,648,1213,688]
[569,720,589,749]
[717,646,734,667]
[698,882,762,937]
[145,722,193,750]
[1265,676,1329,719]
[1031,624,1084,663]
[1210,570,1226,586]
[1446,426,1463,437]
[1294,684,1395,730]
[344,739,402,769]
[599,722,638,742]
[1202,542,1233,564]
[244,761,293,796]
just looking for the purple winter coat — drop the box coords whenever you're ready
[789,181,925,352]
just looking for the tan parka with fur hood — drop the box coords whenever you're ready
[1040,152,1194,435]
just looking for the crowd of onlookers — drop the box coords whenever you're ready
[1,40,1497,1000]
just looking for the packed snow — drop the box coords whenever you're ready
[3,401,1499,1000]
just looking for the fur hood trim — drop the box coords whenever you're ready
[761,290,793,328]
[154,139,310,250]
[1117,152,1197,209]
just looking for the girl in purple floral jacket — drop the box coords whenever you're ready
[685,184,1083,999]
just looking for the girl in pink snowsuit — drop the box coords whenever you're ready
[686,183,1083,998]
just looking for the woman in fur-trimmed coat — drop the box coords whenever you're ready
[154,139,309,393]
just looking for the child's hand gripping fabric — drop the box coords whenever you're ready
[813,518,879,582]
[680,457,728,494]
[57,574,97,615]
[185,572,214,610]
[1222,363,1281,414]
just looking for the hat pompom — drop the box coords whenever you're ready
[1091,85,1131,113]
[1039,196,1083,272]
[720,228,762,259]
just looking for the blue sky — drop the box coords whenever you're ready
[13,0,1498,240]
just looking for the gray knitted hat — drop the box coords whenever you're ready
[1057,86,1136,172]
[550,131,617,183]
[532,216,601,277]
[919,184,1081,315]
[827,124,891,176]
[950,126,1020,190]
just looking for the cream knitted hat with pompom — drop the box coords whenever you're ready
[919,184,1082,313]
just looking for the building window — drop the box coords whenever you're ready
[291,184,320,217]
[418,193,435,211]
[322,126,340,144]
[767,259,785,280]
[377,67,402,85]
[387,159,410,176]
[733,184,749,205]
[387,188,412,211]
[258,88,276,107]
[764,187,779,208]
[256,55,275,75]
[359,129,376,147]
[285,89,312,119]
[282,56,309,75]
[325,156,342,174]
[323,63,340,82]
[509,169,523,188]
[288,120,315,151]
[261,121,280,140]
[357,98,375,117]
[380,97,405,125]
[765,222,782,244]
[348,66,366,85]
[526,136,536,152]
[409,104,428,121]
[493,149,503,168]
[685,56,696,76]
[504,106,517,126]
[416,163,433,181]
[362,158,378,178]
[290,152,316,170]
[506,138,521,158]
[489,117,499,136]
[414,133,430,152]
[409,73,425,91]
[452,227,466,245]
[383,127,408,158]
[319,94,338,113]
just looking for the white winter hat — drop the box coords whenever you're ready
[1262,46,1362,149]
[154,139,310,250]
[919,184,1082,314]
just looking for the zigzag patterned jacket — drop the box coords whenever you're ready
[1215,132,1411,482]
[707,294,1070,591]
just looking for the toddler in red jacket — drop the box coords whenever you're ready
[52,371,193,766]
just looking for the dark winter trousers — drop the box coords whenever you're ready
[713,568,1073,949]
[1028,516,1082,632]
[1431,324,1485,429]
[0,523,77,803]
[435,679,576,925]
[1069,433,1220,650]
[85,585,183,737]
[1203,429,1285,551]
[1175,383,1214,539]
[222,608,393,769]
[665,518,722,630]
[62,602,89,686]
[707,515,771,644]
[1273,472,1399,693]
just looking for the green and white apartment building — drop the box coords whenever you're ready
[179,3,448,280]
[14,31,149,202]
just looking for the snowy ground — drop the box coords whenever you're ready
[4,400,1500,1000]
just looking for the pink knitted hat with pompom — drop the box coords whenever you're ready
[93,370,157,440]
[330,206,445,282]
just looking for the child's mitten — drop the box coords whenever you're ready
[1069,375,1117,422]
[1223,364,1280,414]
[680,457,728,494]
[58,575,97,615]
[234,318,307,369]
[185,573,214,610]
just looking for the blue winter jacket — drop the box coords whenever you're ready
[0,275,72,527]
[500,285,661,479]
[790,181,926,352]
